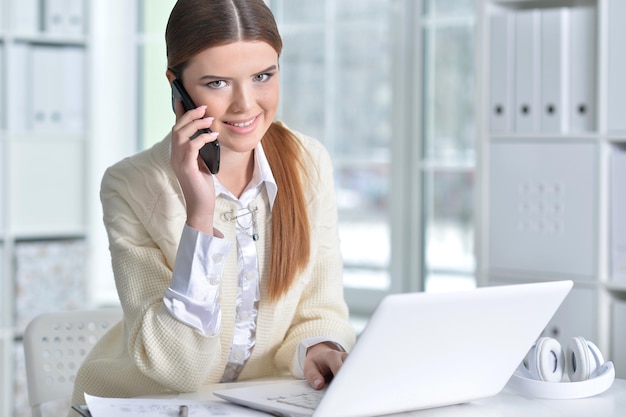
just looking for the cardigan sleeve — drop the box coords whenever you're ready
[100,154,227,392]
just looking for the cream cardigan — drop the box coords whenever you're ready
[71,128,356,405]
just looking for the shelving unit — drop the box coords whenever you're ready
[1,0,137,413]
[0,1,91,415]
[477,0,626,378]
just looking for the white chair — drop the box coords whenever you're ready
[23,308,122,417]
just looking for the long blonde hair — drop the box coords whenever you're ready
[166,0,311,301]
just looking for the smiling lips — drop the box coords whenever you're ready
[225,115,258,130]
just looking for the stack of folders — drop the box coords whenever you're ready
[12,0,85,35]
[612,146,626,283]
[43,0,86,34]
[9,0,87,133]
[12,43,85,133]
[489,4,596,134]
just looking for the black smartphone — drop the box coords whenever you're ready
[171,79,220,174]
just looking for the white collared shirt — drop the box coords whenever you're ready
[163,142,341,381]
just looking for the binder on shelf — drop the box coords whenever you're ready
[12,0,40,34]
[30,45,85,132]
[489,11,515,133]
[568,4,596,133]
[513,9,541,133]
[61,46,86,131]
[611,146,626,283]
[607,0,626,133]
[540,8,569,133]
[31,45,64,132]
[66,0,86,35]
[43,0,85,35]
[9,43,31,132]
[42,0,66,34]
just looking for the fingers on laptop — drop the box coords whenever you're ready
[304,347,348,390]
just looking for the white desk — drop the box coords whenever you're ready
[175,378,626,417]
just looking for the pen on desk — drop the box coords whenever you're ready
[179,404,188,417]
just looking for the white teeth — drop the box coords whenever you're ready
[230,119,254,128]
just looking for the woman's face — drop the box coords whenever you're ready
[179,41,280,155]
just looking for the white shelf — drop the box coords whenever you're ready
[0,0,141,414]
[489,0,581,7]
[606,282,626,300]
[478,0,626,379]
[9,32,88,45]
[0,1,94,415]
[6,132,87,142]
[489,133,604,141]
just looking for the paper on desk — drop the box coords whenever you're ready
[84,393,268,417]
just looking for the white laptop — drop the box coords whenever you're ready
[214,280,573,417]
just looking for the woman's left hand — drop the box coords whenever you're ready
[303,342,348,390]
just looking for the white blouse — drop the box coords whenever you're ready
[163,142,342,382]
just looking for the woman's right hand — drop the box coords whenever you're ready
[170,102,220,234]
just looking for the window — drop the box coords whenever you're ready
[136,0,177,150]
[134,0,477,317]
[421,1,476,292]
[271,0,477,314]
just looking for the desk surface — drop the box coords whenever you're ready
[173,378,626,417]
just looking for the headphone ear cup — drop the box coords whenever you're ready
[567,337,605,382]
[527,337,564,382]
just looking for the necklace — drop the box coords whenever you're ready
[222,205,259,241]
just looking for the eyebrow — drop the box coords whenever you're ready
[199,65,279,81]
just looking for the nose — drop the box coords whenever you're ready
[230,84,252,113]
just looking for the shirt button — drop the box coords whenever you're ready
[240,311,250,320]
[234,351,244,361]
[245,271,255,281]
[212,253,224,263]
[208,275,219,286]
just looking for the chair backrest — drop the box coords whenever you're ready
[23,308,122,417]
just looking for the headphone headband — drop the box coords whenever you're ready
[507,362,615,399]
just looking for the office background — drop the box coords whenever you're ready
[0,0,624,416]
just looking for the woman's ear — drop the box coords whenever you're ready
[167,69,178,114]
[166,68,176,84]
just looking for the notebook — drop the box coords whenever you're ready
[214,280,573,417]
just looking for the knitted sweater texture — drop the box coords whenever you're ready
[70,128,356,405]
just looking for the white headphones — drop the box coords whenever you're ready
[506,336,615,399]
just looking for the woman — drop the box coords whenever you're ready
[70,0,356,407]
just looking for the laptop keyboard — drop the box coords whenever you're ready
[267,390,324,410]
